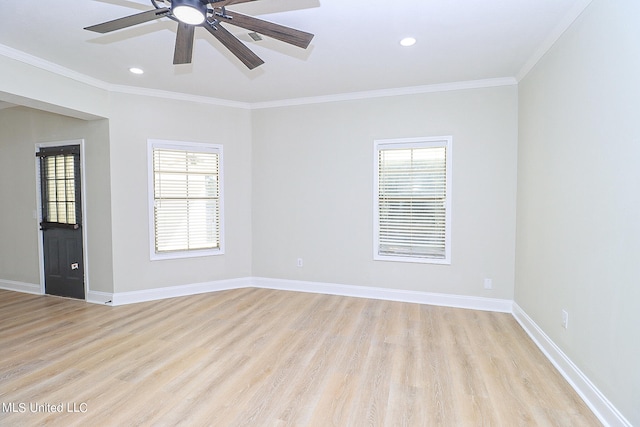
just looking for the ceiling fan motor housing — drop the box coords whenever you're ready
[172,0,208,25]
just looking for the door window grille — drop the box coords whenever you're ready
[37,146,81,227]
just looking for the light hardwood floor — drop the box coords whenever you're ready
[0,288,600,426]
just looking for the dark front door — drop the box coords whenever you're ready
[37,145,85,300]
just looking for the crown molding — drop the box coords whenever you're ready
[0,43,110,91]
[516,0,594,81]
[0,101,16,110]
[1,42,515,112]
[108,84,252,110]
[0,43,250,109]
[250,77,518,110]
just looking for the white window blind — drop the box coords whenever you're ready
[374,137,451,264]
[149,141,223,259]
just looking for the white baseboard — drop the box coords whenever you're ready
[86,290,114,305]
[109,277,252,306]
[251,277,513,313]
[0,279,118,306]
[0,279,42,294]
[106,276,512,312]
[512,303,632,427]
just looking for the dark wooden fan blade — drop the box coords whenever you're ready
[203,23,264,69]
[84,8,171,33]
[217,11,313,49]
[174,23,196,65]
[210,0,258,7]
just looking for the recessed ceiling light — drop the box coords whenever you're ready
[129,67,144,75]
[400,37,417,47]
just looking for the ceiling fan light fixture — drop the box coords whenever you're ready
[85,0,314,70]
[172,0,206,25]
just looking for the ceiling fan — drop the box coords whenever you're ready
[85,0,314,69]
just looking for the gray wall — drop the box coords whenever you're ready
[252,86,518,299]
[515,0,640,424]
[106,93,253,293]
[0,107,114,293]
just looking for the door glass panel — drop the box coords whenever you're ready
[42,154,77,225]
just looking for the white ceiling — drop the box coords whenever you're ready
[0,0,591,105]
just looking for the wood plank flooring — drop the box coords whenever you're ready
[0,288,601,426]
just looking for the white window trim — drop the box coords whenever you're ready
[373,136,452,265]
[147,139,225,261]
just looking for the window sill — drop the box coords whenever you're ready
[150,248,224,261]
[374,254,451,265]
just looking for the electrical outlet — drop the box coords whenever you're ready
[297,258,303,267]
[562,309,569,329]
[483,278,493,290]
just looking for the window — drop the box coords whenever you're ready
[374,137,452,264]
[38,146,81,226]
[148,140,224,260]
